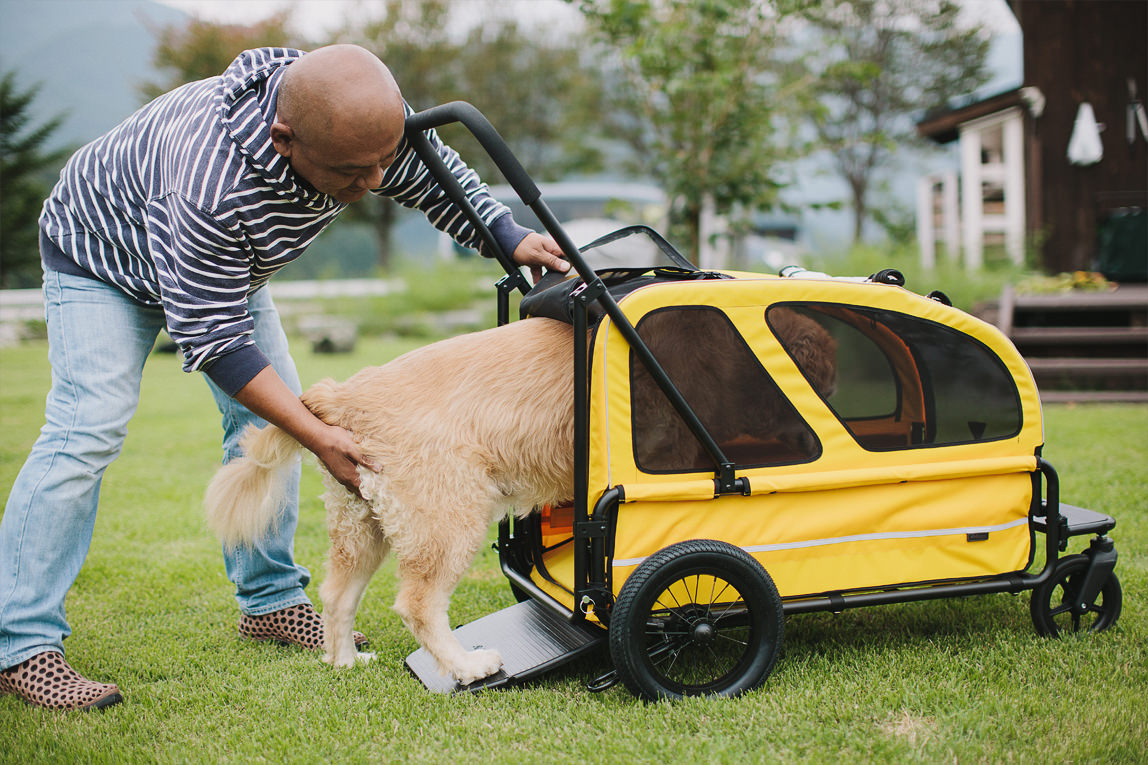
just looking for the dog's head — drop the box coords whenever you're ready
[768,307,838,399]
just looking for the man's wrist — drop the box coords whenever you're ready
[203,344,272,396]
[489,213,532,258]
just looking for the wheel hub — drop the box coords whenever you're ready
[691,621,715,644]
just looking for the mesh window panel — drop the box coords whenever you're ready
[769,304,1022,450]
[631,307,820,473]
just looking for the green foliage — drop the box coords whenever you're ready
[138,13,300,99]
[1,332,1145,761]
[344,0,605,184]
[801,0,992,243]
[310,259,507,338]
[809,240,1038,313]
[0,71,67,289]
[577,0,806,259]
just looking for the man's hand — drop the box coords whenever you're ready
[233,366,380,498]
[512,232,569,283]
[307,423,381,498]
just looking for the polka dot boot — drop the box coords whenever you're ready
[0,651,122,711]
[238,603,368,651]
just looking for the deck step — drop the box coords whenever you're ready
[992,285,1148,402]
[1025,357,1148,375]
[1037,390,1148,403]
[1010,326,1148,345]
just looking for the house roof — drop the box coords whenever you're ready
[916,88,1028,144]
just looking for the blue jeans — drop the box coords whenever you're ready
[0,269,311,670]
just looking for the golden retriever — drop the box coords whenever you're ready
[203,308,834,686]
[206,318,575,685]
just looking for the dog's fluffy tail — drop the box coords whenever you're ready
[204,424,302,549]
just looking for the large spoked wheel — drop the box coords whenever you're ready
[1030,553,1122,637]
[609,540,784,701]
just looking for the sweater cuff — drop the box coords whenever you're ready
[202,343,271,397]
[489,213,533,259]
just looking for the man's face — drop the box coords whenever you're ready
[283,131,403,204]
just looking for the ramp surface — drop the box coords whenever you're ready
[405,599,605,693]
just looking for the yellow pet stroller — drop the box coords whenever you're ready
[402,104,1123,700]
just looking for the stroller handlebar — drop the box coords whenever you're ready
[405,102,737,482]
[404,101,600,289]
[405,102,542,207]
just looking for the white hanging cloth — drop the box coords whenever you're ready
[1067,102,1103,165]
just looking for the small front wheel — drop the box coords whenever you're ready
[1030,553,1122,637]
[609,540,784,701]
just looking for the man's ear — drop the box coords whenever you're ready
[270,121,294,158]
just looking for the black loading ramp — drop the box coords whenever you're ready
[405,599,605,693]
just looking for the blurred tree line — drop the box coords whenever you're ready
[0,0,989,286]
[0,73,68,288]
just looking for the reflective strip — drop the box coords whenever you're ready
[610,517,1030,568]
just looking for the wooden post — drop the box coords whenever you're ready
[960,127,984,270]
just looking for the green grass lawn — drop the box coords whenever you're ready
[1,331,1145,764]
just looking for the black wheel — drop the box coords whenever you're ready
[608,539,784,701]
[1030,554,1122,637]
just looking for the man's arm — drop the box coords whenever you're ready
[233,366,377,496]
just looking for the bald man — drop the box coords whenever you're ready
[0,45,567,710]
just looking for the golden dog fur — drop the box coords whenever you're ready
[205,318,575,685]
[204,309,835,686]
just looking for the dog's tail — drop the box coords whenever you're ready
[204,424,302,549]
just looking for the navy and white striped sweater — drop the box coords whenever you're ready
[39,47,528,395]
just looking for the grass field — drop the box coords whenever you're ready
[1,325,1145,764]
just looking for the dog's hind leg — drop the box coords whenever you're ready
[392,513,502,687]
[320,509,389,668]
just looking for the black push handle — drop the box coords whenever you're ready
[406,102,542,207]
[403,103,530,294]
[404,102,600,288]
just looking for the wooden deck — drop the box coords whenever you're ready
[993,285,1148,404]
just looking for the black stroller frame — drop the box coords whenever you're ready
[401,103,1123,699]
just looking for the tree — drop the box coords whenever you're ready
[444,15,605,184]
[0,71,67,288]
[139,13,298,100]
[801,0,990,244]
[575,0,806,262]
[342,0,606,266]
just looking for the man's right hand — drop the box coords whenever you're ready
[234,366,380,498]
[309,423,381,498]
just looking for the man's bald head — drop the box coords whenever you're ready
[276,44,404,140]
[270,45,407,203]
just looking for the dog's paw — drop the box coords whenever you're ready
[323,650,372,668]
[452,648,503,686]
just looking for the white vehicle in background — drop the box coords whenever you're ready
[442,182,809,273]
[732,215,811,273]
[441,182,670,269]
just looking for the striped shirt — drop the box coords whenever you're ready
[39,47,528,395]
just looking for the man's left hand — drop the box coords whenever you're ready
[512,232,569,283]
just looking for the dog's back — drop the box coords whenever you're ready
[304,317,577,515]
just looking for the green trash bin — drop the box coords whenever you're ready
[1095,207,1147,282]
